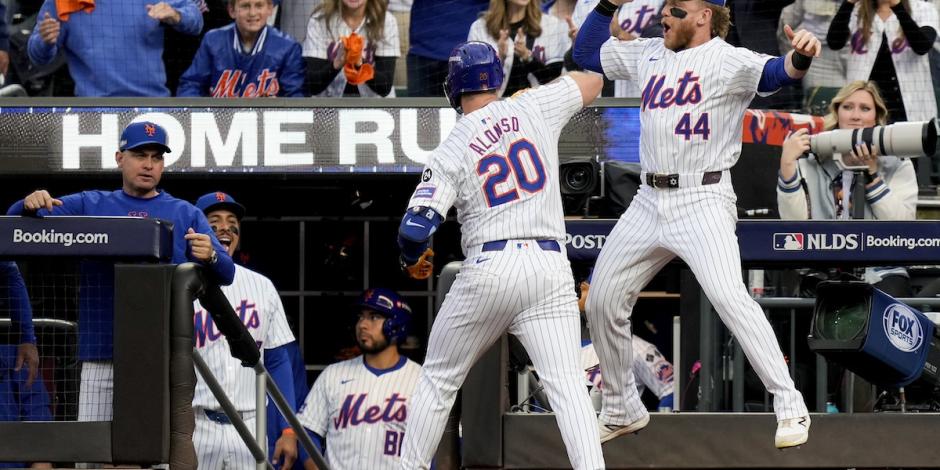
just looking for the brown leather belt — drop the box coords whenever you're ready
[645,171,723,189]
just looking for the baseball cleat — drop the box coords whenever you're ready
[598,414,650,443]
[775,415,811,449]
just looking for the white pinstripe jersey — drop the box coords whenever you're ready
[600,37,773,173]
[581,336,674,399]
[572,0,665,98]
[406,76,584,255]
[298,356,422,470]
[843,1,939,121]
[192,264,295,410]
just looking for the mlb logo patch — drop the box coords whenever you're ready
[773,233,804,251]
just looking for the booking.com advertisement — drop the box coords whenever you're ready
[564,219,940,264]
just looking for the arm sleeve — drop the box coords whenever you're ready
[572,8,614,74]
[868,159,918,220]
[520,75,584,131]
[757,55,799,93]
[167,0,204,35]
[191,211,236,285]
[365,56,396,97]
[264,345,296,433]
[177,40,213,97]
[304,57,341,95]
[2,262,35,344]
[827,0,855,51]
[280,42,307,97]
[892,3,937,55]
[7,192,86,216]
[721,46,774,96]
[27,1,60,66]
[777,164,810,220]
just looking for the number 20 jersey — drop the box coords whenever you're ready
[407,76,584,255]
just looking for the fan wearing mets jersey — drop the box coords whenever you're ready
[574,0,820,449]
[297,288,421,470]
[177,0,306,97]
[191,192,299,470]
[396,41,605,470]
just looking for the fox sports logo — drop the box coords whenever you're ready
[882,303,924,353]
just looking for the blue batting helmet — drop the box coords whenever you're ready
[444,41,504,112]
[358,288,412,345]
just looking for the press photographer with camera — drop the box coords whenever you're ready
[777,80,918,296]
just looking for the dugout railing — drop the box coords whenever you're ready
[451,219,940,469]
[0,216,329,469]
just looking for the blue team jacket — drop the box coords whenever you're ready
[178,24,305,97]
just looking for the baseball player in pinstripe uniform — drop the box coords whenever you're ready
[574,0,819,448]
[397,41,605,469]
[297,288,421,470]
[192,192,299,469]
[177,0,306,97]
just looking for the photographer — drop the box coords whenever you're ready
[777,80,917,296]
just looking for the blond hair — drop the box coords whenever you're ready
[704,2,731,39]
[314,0,387,45]
[823,80,889,130]
[484,0,543,40]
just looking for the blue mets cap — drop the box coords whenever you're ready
[119,121,172,153]
[196,192,247,220]
[703,0,727,6]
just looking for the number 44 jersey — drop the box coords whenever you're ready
[407,76,584,255]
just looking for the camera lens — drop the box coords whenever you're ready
[565,167,591,192]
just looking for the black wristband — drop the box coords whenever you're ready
[595,0,617,17]
[791,52,813,71]
[865,170,879,184]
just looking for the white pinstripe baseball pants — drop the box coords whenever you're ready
[400,242,605,470]
[586,180,808,424]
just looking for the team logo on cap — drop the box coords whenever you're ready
[215,192,227,202]
[144,123,157,137]
[480,72,488,82]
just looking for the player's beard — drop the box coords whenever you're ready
[664,20,695,52]
[357,335,391,354]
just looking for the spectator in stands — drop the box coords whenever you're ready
[26,0,203,97]
[777,80,917,296]
[406,0,488,97]
[544,0,577,22]
[778,0,848,90]
[178,0,305,97]
[389,0,412,91]
[303,0,399,97]
[827,0,939,123]
[468,0,568,97]
[165,0,240,95]
[0,3,9,82]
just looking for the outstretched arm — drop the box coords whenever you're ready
[572,0,622,74]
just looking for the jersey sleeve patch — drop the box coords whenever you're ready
[412,186,437,199]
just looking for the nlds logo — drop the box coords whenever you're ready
[773,233,859,251]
